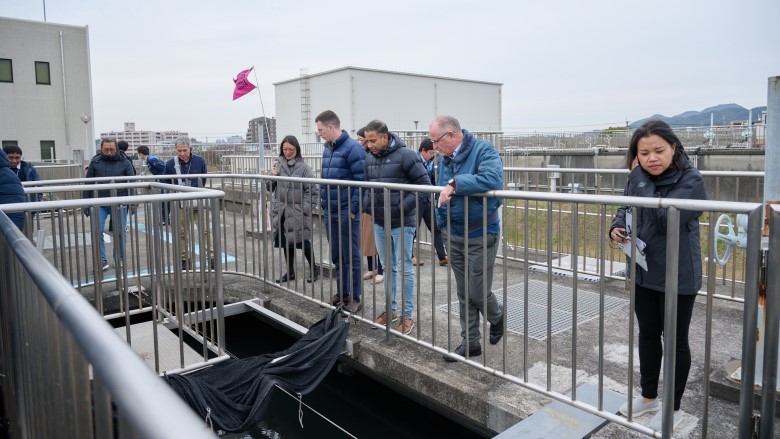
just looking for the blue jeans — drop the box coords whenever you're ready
[324,211,361,301]
[98,206,128,263]
[374,224,415,319]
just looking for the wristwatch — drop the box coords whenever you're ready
[447,178,456,190]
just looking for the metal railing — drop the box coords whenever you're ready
[14,173,779,437]
[0,211,215,438]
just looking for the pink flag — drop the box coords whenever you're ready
[232,67,256,100]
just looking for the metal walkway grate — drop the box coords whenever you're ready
[437,280,629,341]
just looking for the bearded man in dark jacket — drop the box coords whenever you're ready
[362,120,430,335]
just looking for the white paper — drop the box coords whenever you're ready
[620,209,648,271]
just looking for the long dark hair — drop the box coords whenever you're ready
[279,135,301,158]
[626,120,689,170]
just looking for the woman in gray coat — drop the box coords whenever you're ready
[270,135,319,283]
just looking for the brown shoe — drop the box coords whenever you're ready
[412,256,424,266]
[397,317,414,335]
[329,294,350,306]
[374,311,398,326]
[439,256,448,266]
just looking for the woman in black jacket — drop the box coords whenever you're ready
[610,120,707,432]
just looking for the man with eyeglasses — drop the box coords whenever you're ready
[430,115,505,362]
[82,137,136,271]
[316,110,366,312]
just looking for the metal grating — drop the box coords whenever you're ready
[437,279,629,341]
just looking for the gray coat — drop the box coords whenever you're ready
[270,157,317,244]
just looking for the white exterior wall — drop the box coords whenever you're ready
[275,67,501,145]
[0,17,93,163]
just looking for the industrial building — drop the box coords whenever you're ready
[0,17,94,163]
[274,66,502,143]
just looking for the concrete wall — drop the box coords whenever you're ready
[0,17,93,162]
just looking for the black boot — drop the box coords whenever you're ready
[276,272,295,283]
[306,266,320,283]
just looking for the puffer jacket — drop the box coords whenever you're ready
[0,149,26,230]
[82,153,136,199]
[320,130,365,216]
[435,130,503,238]
[270,157,318,243]
[363,132,431,228]
[610,159,707,294]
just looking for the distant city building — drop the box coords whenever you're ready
[245,117,276,147]
[0,17,94,163]
[100,122,189,155]
[274,66,502,143]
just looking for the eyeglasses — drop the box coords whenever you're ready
[431,131,452,145]
[282,147,296,152]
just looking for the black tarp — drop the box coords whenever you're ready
[166,308,349,433]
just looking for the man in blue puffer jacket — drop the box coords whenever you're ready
[316,110,366,311]
[0,148,26,231]
[430,115,505,362]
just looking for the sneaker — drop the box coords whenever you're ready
[412,256,424,266]
[397,318,414,335]
[374,311,398,326]
[373,274,384,284]
[489,311,505,345]
[306,267,320,283]
[276,273,295,283]
[443,342,482,362]
[439,256,448,266]
[619,395,660,417]
[363,270,375,280]
[648,409,682,431]
[101,261,110,271]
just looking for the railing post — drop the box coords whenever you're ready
[759,205,780,439]
[660,206,680,438]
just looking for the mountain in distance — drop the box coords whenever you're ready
[629,104,767,128]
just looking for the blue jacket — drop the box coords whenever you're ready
[0,149,26,231]
[320,130,366,216]
[13,161,42,202]
[610,159,707,294]
[363,132,431,228]
[435,130,503,238]
[163,154,209,188]
[146,155,166,175]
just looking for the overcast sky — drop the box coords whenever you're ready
[4,0,779,138]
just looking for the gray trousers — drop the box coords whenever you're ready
[447,232,502,346]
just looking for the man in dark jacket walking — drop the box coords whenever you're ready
[363,120,430,335]
[3,145,41,202]
[83,138,136,270]
[317,110,366,311]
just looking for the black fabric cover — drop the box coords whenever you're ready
[166,308,349,433]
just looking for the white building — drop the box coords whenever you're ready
[0,17,94,163]
[100,122,189,155]
[274,66,502,144]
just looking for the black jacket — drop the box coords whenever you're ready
[363,132,431,228]
[610,160,707,294]
[83,153,136,199]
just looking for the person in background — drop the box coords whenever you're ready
[163,137,214,270]
[270,135,319,284]
[0,148,26,231]
[363,120,430,335]
[83,137,135,271]
[431,115,505,362]
[317,110,366,312]
[610,120,706,432]
[411,137,447,267]
[116,140,136,175]
[3,145,42,204]
[137,145,169,224]
[356,127,384,284]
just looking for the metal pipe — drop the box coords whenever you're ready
[59,31,71,163]
[660,206,680,438]
[759,205,779,439]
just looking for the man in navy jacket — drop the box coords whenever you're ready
[164,137,213,270]
[317,110,366,311]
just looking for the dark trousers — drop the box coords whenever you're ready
[634,285,696,411]
[325,212,362,301]
[284,243,315,276]
[414,201,446,261]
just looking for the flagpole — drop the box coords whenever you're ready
[251,67,271,155]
